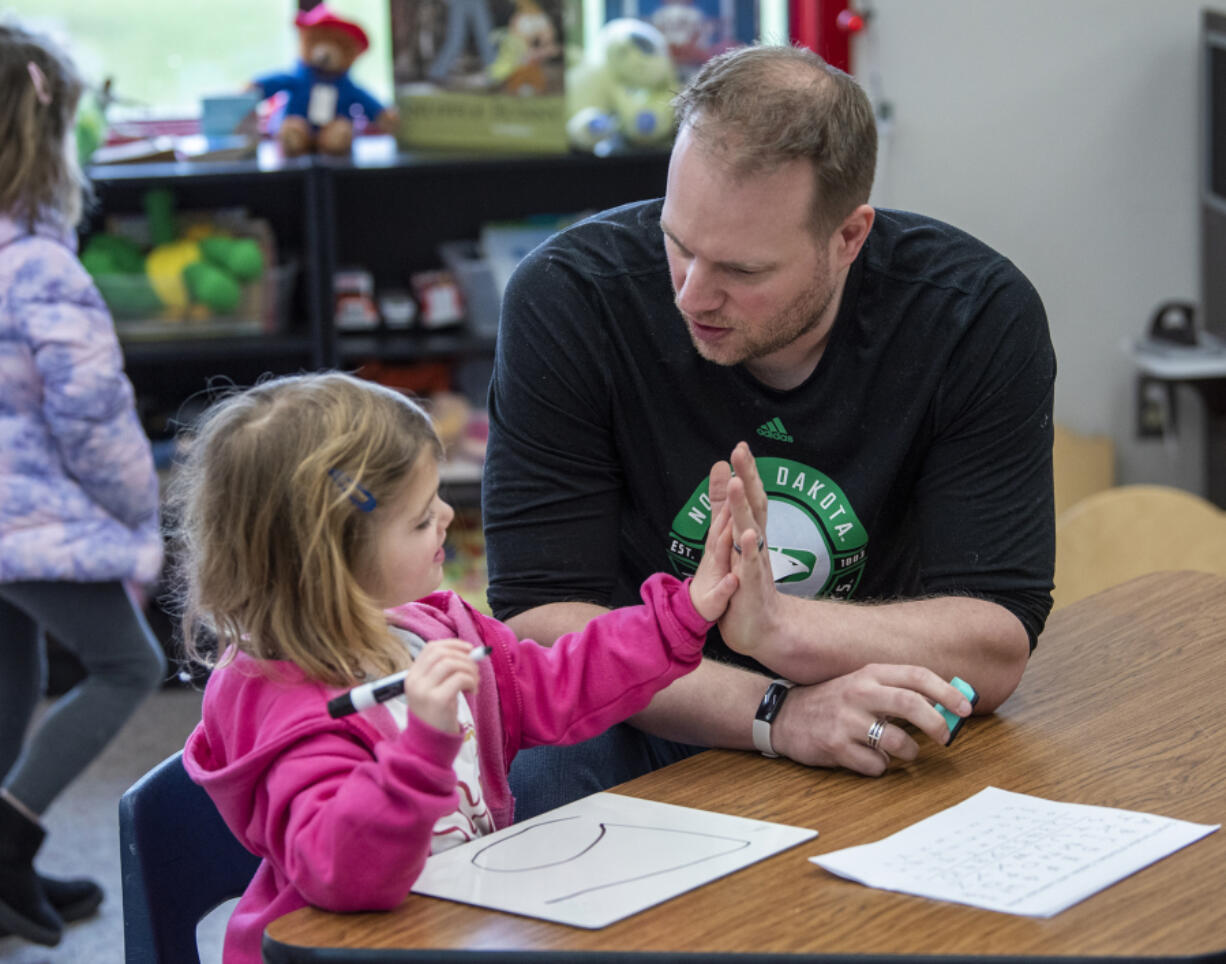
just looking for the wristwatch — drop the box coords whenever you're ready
[752,678,795,758]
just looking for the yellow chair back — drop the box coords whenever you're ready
[1053,484,1226,609]
[1053,423,1115,518]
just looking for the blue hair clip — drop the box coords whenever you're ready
[327,468,376,512]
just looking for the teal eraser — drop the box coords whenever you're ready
[935,676,978,744]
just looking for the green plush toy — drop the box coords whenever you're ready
[81,233,161,317]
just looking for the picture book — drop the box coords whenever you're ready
[390,0,580,151]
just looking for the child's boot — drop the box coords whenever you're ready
[37,873,104,922]
[0,874,101,939]
[0,793,63,946]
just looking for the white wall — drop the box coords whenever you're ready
[853,0,1208,494]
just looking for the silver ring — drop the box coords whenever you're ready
[866,718,886,751]
[732,534,766,555]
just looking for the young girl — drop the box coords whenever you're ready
[0,22,165,947]
[174,371,741,964]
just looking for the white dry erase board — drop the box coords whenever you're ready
[411,791,818,928]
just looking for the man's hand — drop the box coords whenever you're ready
[767,665,973,776]
[708,441,768,531]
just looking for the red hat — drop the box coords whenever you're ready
[294,5,370,53]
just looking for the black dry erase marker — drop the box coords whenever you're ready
[934,676,978,745]
[326,645,491,719]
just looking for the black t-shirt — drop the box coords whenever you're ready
[482,200,1055,668]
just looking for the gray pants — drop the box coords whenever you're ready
[0,581,166,815]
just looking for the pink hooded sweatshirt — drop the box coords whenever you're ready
[183,573,711,963]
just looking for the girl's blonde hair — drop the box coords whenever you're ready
[0,20,90,228]
[169,372,443,686]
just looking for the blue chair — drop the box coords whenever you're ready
[118,750,260,964]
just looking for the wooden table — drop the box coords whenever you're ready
[264,571,1226,963]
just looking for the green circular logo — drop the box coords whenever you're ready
[667,458,867,599]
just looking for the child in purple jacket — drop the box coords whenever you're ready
[0,21,165,948]
[173,371,758,964]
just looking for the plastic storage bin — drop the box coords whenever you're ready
[438,240,500,337]
[104,261,298,340]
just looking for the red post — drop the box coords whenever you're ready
[788,0,853,73]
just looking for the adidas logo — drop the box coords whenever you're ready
[756,417,793,443]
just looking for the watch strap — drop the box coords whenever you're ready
[752,678,795,758]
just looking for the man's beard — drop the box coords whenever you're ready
[681,271,838,368]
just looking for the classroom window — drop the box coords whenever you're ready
[7,0,392,121]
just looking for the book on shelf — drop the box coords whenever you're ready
[389,0,579,152]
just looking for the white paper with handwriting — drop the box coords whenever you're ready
[811,786,1218,917]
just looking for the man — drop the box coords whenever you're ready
[482,44,1055,818]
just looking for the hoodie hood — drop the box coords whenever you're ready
[183,653,398,847]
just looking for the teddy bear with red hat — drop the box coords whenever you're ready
[251,4,397,156]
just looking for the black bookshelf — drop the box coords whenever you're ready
[88,137,670,416]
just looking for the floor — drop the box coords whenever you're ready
[0,686,230,964]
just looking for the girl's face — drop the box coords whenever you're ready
[363,454,455,609]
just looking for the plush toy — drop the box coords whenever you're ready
[487,0,562,96]
[565,18,679,156]
[251,4,396,157]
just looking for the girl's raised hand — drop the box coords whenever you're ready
[689,503,739,621]
[402,639,481,733]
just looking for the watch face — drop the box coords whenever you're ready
[756,681,791,724]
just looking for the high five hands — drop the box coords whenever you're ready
[707,442,774,657]
[704,442,973,776]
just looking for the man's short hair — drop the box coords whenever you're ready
[673,44,877,235]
